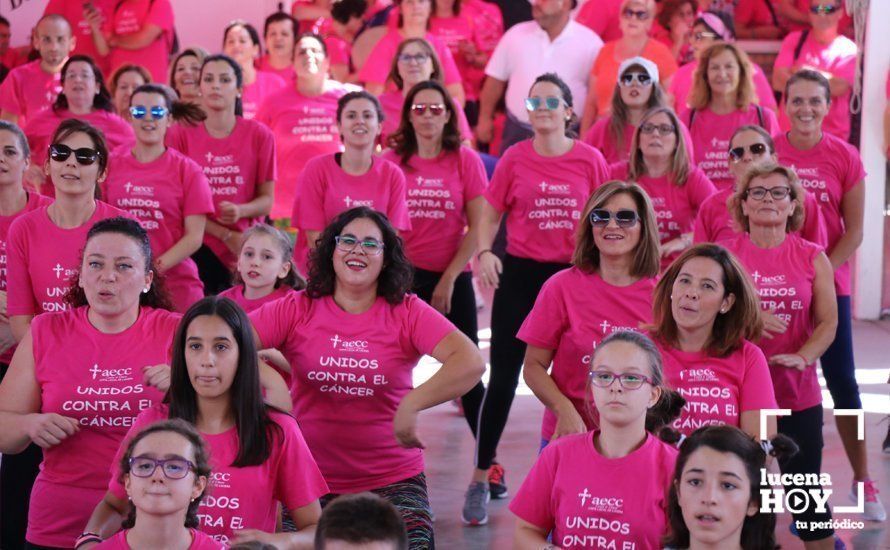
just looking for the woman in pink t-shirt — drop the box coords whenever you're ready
[684,42,779,189]
[91,0,175,83]
[652,0,697,64]
[474,73,609,504]
[249,207,484,548]
[613,106,717,269]
[511,330,683,548]
[108,64,150,118]
[91,419,223,550]
[223,21,288,121]
[169,47,208,105]
[167,54,277,295]
[103,84,214,313]
[723,163,839,545]
[519,181,660,454]
[325,1,366,84]
[23,55,135,195]
[85,297,319,547]
[664,425,798,550]
[0,217,180,548]
[430,0,500,103]
[650,243,778,439]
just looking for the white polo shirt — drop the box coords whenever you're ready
[485,19,603,123]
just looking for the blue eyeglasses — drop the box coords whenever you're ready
[129,105,169,120]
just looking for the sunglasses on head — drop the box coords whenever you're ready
[411,103,446,116]
[49,144,101,166]
[619,72,652,87]
[728,143,768,162]
[809,3,840,15]
[129,105,169,120]
[589,208,639,228]
[622,7,650,20]
[525,96,564,111]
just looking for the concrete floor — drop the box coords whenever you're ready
[413,313,890,549]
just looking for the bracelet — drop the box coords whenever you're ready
[477,249,494,261]
[75,532,102,548]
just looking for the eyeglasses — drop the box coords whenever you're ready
[809,4,840,15]
[48,144,102,166]
[129,105,169,120]
[619,72,652,87]
[589,370,654,390]
[728,143,768,162]
[622,8,650,20]
[128,456,195,480]
[589,208,639,228]
[640,122,675,136]
[691,31,718,42]
[525,96,564,111]
[411,103,446,116]
[335,235,385,256]
[398,53,430,65]
[745,186,792,201]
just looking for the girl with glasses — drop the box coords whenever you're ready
[92,419,222,549]
[249,206,485,548]
[511,330,685,549]
[23,55,134,196]
[223,21,288,121]
[0,217,180,548]
[723,163,840,548]
[167,54,277,295]
[85,296,317,547]
[611,106,716,270]
[102,84,212,313]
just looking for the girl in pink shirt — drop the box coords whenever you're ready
[511,330,684,549]
[92,0,176,84]
[612,106,717,270]
[223,21,288,121]
[0,217,180,548]
[650,244,778,440]
[293,90,411,272]
[92,419,224,550]
[723,163,840,544]
[684,42,779,190]
[85,297,317,547]
[103,84,214,313]
[474,73,609,509]
[250,206,484,548]
[169,48,208,105]
[167,54,277,295]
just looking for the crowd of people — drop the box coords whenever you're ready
[0,0,885,548]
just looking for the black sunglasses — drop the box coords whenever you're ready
[728,143,768,162]
[48,144,102,166]
[590,208,639,228]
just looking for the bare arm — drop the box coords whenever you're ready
[446,82,466,108]
[231,500,321,549]
[579,72,599,137]
[475,201,503,289]
[476,76,507,144]
[429,196,484,315]
[83,492,129,541]
[740,409,777,441]
[828,181,864,270]
[523,345,586,440]
[514,518,553,549]
[156,215,206,273]
[111,24,164,50]
[10,314,32,342]
[227,180,274,220]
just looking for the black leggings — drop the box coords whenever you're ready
[475,254,568,470]
[192,244,233,296]
[412,269,485,438]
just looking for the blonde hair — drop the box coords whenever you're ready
[728,163,805,234]
[688,42,757,112]
[627,106,691,185]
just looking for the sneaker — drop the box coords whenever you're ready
[461,482,490,525]
[488,462,508,499]
[850,479,887,522]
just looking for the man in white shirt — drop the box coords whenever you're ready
[476,0,603,154]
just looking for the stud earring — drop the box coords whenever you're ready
[142,287,150,294]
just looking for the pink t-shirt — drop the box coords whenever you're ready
[242,71,288,121]
[378,91,473,147]
[26,306,178,547]
[0,60,63,125]
[357,29,462,87]
[611,162,717,269]
[670,61,777,113]
[774,31,857,140]
[381,146,486,272]
[486,140,608,263]
[657,338,778,436]
[0,192,53,363]
[575,0,623,42]
[774,132,865,296]
[166,118,277,267]
[95,529,225,549]
[430,12,490,100]
[44,0,117,74]
[583,118,634,165]
[102,147,214,312]
[108,405,328,544]
[256,81,355,219]
[218,284,295,313]
[107,0,175,83]
[517,267,656,440]
[692,186,828,248]
[7,201,130,317]
[256,55,297,84]
[725,233,823,412]
[250,292,456,493]
[509,431,677,549]
[685,105,779,190]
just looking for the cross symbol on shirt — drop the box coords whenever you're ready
[579,488,592,507]
[343,196,353,208]
[124,182,133,194]
[330,334,341,348]
[600,320,611,333]
[53,263,64,278]
[416,176,424,186]
[539,182,549,193]
[751,270,761,283]
[205,151,214,163]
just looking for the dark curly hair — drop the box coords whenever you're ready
[53,55,114,113]
[306,207,414,304]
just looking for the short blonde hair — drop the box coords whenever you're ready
[688,42,757,112]
[728,163,805,234]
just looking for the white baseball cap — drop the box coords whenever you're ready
[617,56,659,84]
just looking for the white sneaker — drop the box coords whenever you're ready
[850,479,886,522]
